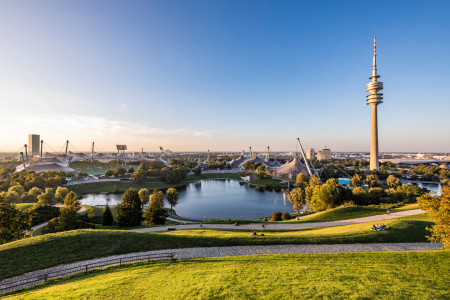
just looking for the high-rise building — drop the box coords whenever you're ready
[317,147,331,160]
[28,134,40,156]
[306,148,315,160]
[242,150,245,156]
[366,37,383,171]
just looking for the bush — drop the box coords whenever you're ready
[271,212,282,221]
[265,182,273,190]
[281,212,291,220]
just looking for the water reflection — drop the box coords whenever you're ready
[79,180,302,220]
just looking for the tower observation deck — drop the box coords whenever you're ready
[366,37,383,171]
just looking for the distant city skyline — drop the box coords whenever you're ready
[0,1,449,153]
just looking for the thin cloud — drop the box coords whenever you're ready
[3,112,214,139]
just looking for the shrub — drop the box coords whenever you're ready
[281,212,291,220]
[271,212,282,221]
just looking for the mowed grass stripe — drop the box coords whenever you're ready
[3,251,450,299]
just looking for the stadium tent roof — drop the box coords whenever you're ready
[43,152,73,161]
[229,156,281,168]
[21,163,74,173]
[68,151,90,161]
[267,157,310,176]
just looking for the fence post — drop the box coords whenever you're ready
[148,255,150,261]
[170,253,174,260]
[120,258,122,265]
[44,274,48,282]
[85,265,88,272]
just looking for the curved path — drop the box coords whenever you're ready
[134,209,426,232]
[0,242,443,294]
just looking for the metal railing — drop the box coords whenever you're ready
[0,252,174,295]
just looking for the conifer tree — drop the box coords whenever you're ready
[116,188,143,227]
[101,203,114,226]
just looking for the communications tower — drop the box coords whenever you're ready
[366,37,383,171]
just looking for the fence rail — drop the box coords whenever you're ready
[0,252,174,295]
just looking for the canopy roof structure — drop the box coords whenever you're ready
[267,157,310,176]
[229,156,281,168]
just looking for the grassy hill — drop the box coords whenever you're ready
[0,213,433,281]
[4,251,450,299]
[291,206,393,223]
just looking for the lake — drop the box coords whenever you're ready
[79,179,300,220]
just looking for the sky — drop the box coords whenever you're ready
[0,0,449,153]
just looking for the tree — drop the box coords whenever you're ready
[66,171,75,178]
[150,188,163,205]
[101,203,114,226]
[116,188,143,227]
[28,187,42,197]
[256,165,266,179]
[58,191,81,231]
[37,188,55,205]
[305,186,313,204]
[287,188,306,213]
[166,188,179,211]
[397,184,422,203]
[105,169,113,178]
[296,173,308,187]
[55,187,69,203]
[0,194,33,244]
[325,178,338,186]
[387,175,401,189]
[132,171,145,184]
[144,189,168,225]
[351,174,362,187]
[194,166,202,176]
[113,167,127,178]
[138,188,150,206]
[309,175,321,189]
[128,166,135,173]
[418,186,450,249]
[365,174,379,188]
[310,184,340,212]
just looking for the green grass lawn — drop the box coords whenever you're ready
[68,181,187,194]
[4,251,450,299]
[0,213,434,281]
[288,204,420,223]
[15,203,35,211]
[249,175,282,186]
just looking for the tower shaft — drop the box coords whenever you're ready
[370,104,379,170]
[366,36,383,171]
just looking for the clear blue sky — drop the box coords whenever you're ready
[0,0,449,153]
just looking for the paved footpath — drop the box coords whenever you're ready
[134,209,426,232]
[0,242,443,294]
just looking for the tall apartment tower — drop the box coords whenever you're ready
[28,134,40,156]
[306,148,315,160]
[366,37,383,171]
